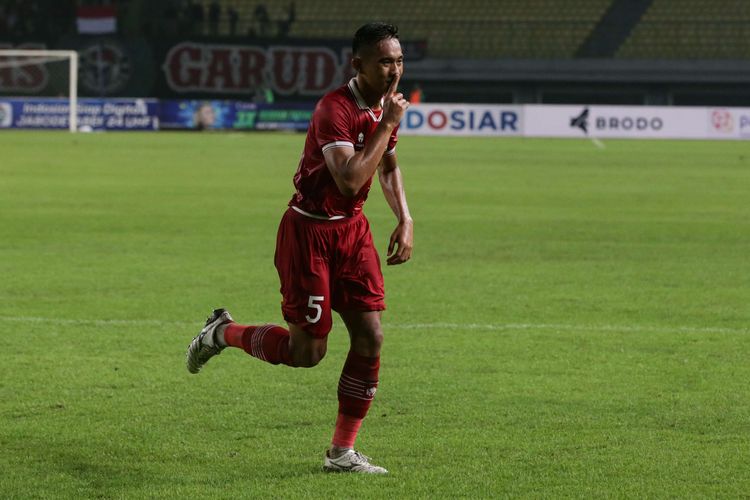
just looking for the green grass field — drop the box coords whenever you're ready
[1,131,749,498]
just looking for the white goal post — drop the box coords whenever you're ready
[0,49,79,132]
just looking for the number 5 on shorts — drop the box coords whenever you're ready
[305,295,325,323]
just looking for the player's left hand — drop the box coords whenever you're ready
[387,219,413,265]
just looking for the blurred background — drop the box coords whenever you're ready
[1,0,749,107]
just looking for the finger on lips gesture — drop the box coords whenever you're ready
[384,73,409,125]
[386,72,401,98]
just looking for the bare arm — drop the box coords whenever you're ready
[379,153,413,265]
[323,74,408,197]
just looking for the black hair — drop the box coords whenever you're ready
[352,22,399,56]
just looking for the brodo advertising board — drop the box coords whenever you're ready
[525,105,709,140]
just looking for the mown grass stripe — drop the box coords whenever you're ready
[3,316,747,335]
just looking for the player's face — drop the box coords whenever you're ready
[356,38,404,96]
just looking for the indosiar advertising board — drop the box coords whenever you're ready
[158,100,314,131]
[0,98,159,130]
[399,104,523,136]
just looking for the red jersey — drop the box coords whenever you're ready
[289,78,399,218]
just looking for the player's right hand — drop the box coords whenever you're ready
[382,73,409,128]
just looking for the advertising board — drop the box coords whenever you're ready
[158,100,313,130]
[399,104,523,136]
[523,105,709,140]
[0,98,158,130]
[706,108,750,139]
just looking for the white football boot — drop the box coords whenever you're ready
[186,308,233,374]
[323,449,388,474]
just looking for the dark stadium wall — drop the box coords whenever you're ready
[3,36,750,106]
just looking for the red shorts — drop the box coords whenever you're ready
[274,207,385,337]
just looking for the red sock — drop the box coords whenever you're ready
[332,414,363,450]
[223,323,292,366]
[332,351,380,449]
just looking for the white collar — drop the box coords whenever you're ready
[348,78,383,121]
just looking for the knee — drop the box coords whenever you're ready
[369,328,384,350]
[290,342,327,368]
[295,354,325,368]
[353,325,384,357]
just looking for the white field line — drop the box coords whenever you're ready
[1,316,189,327]
[1,316,747,335]
[396,322,748,335]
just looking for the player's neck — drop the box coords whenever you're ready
[354,76,383,110]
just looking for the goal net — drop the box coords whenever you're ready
[0,49,79,132]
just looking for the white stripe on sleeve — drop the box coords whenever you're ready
[322,141,354,153]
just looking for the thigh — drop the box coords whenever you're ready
[274,209,333,338]
[331,216,385,313]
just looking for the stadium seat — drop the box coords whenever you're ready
[188,1,750,60]
[192,0,613,59]
[618,0,750,59]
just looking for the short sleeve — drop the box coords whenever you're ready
[314,97,354,154]
[384,123,399,156]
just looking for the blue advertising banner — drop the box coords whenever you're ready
[159,100,314,131]
[0,98,159,130]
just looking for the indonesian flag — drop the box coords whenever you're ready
[77,6,117,34]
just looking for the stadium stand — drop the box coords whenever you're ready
[617,0,750,59]
[197,0,613,58]
[3,1,750,104]
[4,0,750,61]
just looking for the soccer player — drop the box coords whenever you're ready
[186,22,412,474]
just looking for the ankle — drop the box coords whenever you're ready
[329,446,352,458]
[214,323,229,347]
